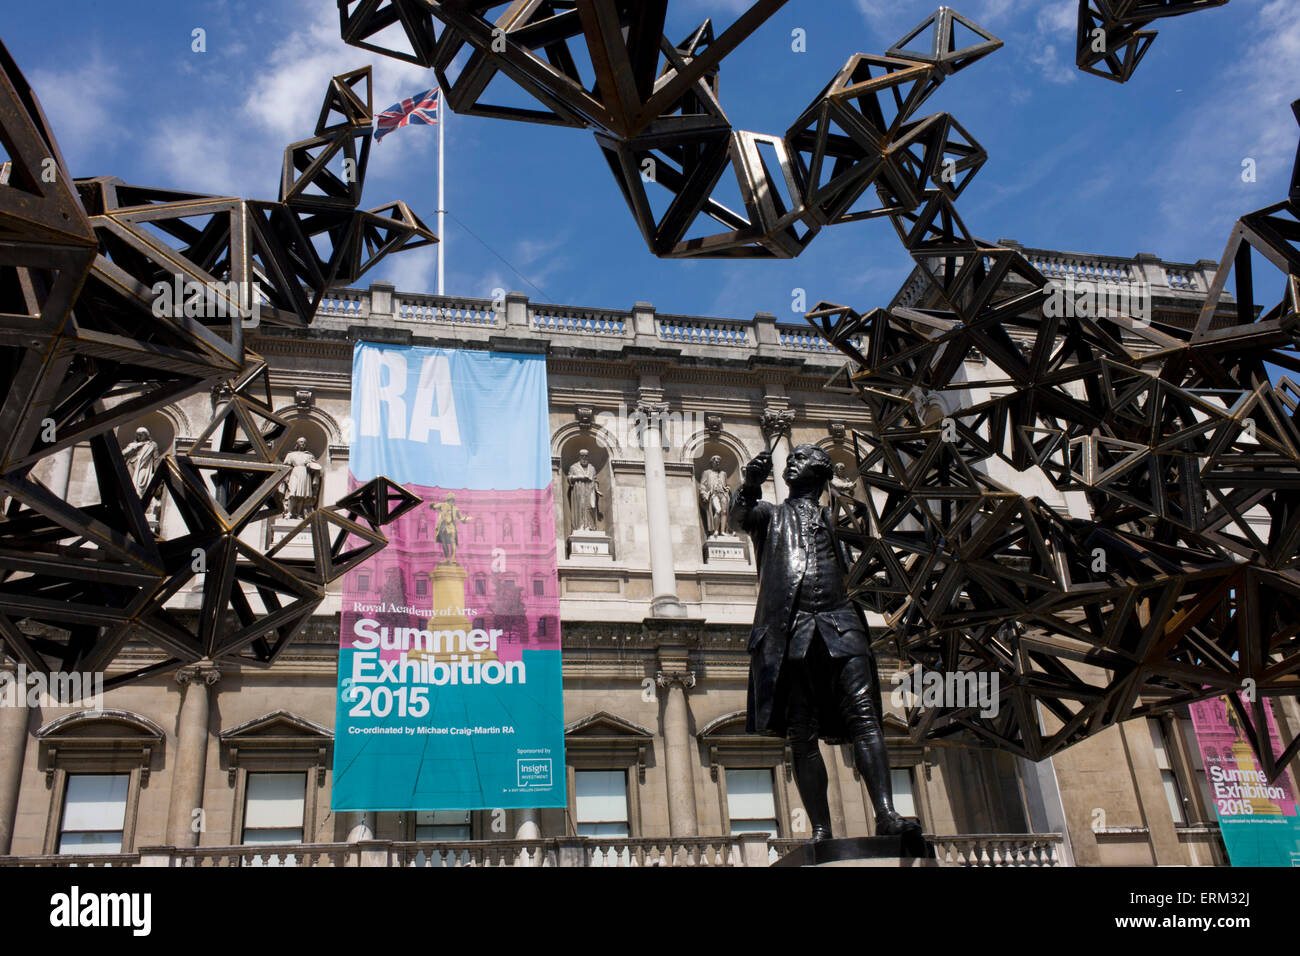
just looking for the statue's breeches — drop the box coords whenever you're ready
[781,635,882,748]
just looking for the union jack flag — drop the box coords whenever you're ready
[375,88,439,141]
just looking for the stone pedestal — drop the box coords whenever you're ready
[268,519,313,550]
[412,563,478,663]
[703,534,747,563]
[772,835,938,868]
[567,530,612,558]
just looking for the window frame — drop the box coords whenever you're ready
[219,711,331,845]
[36,710,162,856]
[699,712,794,838]
[55,772,133,856]
[240,771,308,846]
[563,713,654,839]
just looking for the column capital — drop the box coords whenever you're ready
[655,670,696,691]
[635,397,670,418]
[760,407,795,440]
[174,660,221,688]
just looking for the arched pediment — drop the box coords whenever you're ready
[697,710,749,739]
[37,709,165,742]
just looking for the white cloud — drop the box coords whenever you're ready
[143,0,435,198]
[28,50,126,174]
[1149,0,1300,251]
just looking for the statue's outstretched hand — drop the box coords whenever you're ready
[742,451,772,487]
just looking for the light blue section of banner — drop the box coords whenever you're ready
[350,342,551,490]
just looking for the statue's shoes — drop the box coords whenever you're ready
[875,812,923,837]
[810,826,832,843]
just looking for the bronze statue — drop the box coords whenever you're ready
[431,493,473,562]
[731,443,921,841]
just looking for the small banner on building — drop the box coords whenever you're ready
[332,342,565,811]
[1188,695,1300,866]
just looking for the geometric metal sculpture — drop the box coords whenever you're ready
[808,97,1300,779]
[1075,0,1230,83]
[0,37,433,689]
[339,3,1298,777]
[337,2,1001,258]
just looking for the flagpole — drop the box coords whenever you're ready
[437,89,445,297]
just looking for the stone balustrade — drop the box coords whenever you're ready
[891,242,1222,311]
[305,285,846,364]
[929,833,1064,866]
[0,832,1065,867]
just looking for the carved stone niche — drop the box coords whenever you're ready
[694,441,747,564]
[560,436,612,559]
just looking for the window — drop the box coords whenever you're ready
[725,768,778,838]
[1149,718,1187,825]
[415,811,471,840]
[502,516,514,541]
[575,770,629,837]
[474,575,487,596]
[537,618,547,638]
[242,772,306,844]
[891,768,917,818]
[532,514,541,539]
[415,576,428,596]
[58,774,128,855]
[1178,717,1216,817]
[533,578,545,596]
[357,572,370,592]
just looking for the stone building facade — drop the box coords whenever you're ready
[1,243,1293,866]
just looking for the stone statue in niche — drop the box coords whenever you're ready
[567,448,603,532]
[698,455,732,537]
[830,462,859,497]
[122,426,160,499]
[281,437,323,519]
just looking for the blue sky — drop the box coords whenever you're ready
[5,0,1296,321]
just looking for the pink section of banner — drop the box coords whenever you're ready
[340,484,560,665]
[1189,695,1298,817]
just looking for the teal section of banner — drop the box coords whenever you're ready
[332,648,565,811]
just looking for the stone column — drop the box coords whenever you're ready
[346,813,375,842]
[656,667,699,838]
[165,660,220,848]
[0,660,29,854]
[514,808,541,840]
[638,398,685,617]
[761,408,795,502]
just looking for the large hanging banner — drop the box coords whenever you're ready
[332,342,565,811]
[1188,695,1300,867]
